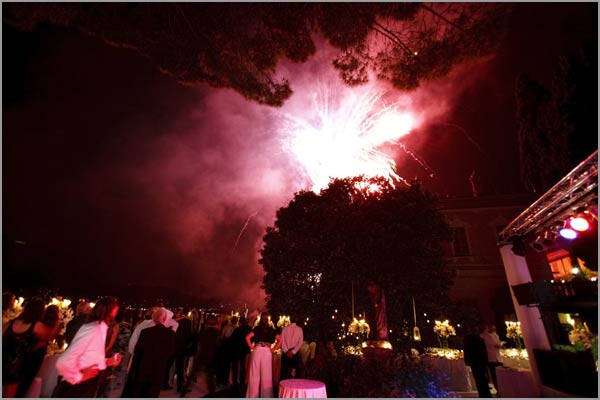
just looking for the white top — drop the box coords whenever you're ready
[55,321,108,384]
[480,331,503,363]
[281,323,304,355]
[128,308,179,354]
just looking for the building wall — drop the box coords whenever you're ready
[439,194,536,326]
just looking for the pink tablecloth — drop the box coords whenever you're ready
[279,379,327,398]
[496,367,538,398]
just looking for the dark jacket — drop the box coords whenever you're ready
[174,318,193,356]
[122,324,175,398]
[196,327,220,368]
[231,324,253,357]
[463,333,488,367]
[64,314,87,345]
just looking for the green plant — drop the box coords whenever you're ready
[553,337,598,363]
[305,350,454,398]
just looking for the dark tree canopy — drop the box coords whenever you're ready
[259,177,453,341]
[515,42,597,193]
[3,2,511,106]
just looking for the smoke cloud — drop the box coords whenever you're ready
[4,27,499,310]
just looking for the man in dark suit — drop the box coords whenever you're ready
[191,314,221,396]
[64,301,92,345]
[463,324,491,398]
[173,308,194,395]
[123,308,175,398]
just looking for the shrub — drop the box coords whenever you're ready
[305,349,453,398]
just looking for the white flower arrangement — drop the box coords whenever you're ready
[43,297,74,354]
[47,297,74,337]
[58,307,74,337]
[505,321,523,339]
[277,315,290,328]
[348,318,370,336]
[569,327,596,349]
[343,345,363,356]
[253,315,275,329]
[501,348,528,360]
[425,347,462,359]
[433,320,456,339]
[3,296,24,323]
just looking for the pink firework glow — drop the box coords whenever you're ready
[280,83,420,192]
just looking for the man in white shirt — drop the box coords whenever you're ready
[480,324,503,393]
[55,297,122,397]
[280,313,304,379]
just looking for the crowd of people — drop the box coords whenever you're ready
[3,292,515,399]
[2,293,323,398]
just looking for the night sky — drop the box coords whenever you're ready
[2,3,597,307]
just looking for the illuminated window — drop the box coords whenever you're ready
[451,227,470,256]
[547,249,573,279]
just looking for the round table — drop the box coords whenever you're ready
[502,356,530,370]
[279,379,327,398]
[422,355,476,392]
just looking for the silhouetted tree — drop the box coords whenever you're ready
[515,42,597,192]
[3,3,511,106]
[515,74,555,193]
[259,177,453,341]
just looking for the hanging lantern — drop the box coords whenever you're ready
[412,296,421,341]
[413,326,421,342]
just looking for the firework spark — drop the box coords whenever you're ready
[280,84,419,192]
[232,212,257,251]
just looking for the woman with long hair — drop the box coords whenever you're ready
[54,297,123,398]
[2,291,16,328]
[15,304,60,397]
[2,297,55,398]
[245,311,281,398]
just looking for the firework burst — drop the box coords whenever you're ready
[280,84,419,192]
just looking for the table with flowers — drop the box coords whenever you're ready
[422,348,477,392]
[500,348,530,369]
[422,320,476,392]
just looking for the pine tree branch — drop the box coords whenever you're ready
[371,21,414,56]
[420,3,466,33]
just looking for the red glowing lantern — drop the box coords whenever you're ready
[570,216,590,232]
